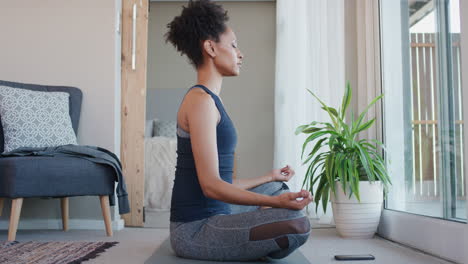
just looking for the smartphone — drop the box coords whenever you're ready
[334,254,375,261]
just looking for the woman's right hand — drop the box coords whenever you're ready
[276,190,313,210]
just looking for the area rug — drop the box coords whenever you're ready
[0,241,118,264]
[145,239,310,264]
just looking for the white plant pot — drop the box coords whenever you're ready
[330,181,383,239]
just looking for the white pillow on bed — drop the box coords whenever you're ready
[153,119,177,138]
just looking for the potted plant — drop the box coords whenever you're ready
[295,82,391,239]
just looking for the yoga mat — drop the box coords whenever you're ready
[145,239,310,264]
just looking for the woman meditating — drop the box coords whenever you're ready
[166,0,313,261]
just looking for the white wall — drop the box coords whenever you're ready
[147,1,276,179]
[0,0,121,225]
[0,0,120,152]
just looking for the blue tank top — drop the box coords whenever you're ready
[170,84,238,222]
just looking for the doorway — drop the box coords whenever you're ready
[140,0,277,227]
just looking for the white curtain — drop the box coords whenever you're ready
[274,0,345,223]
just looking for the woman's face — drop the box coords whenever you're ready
[211,27,244,76]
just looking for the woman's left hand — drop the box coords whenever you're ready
[267,165,295,182]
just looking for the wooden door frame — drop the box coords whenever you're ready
[120,0,149,227]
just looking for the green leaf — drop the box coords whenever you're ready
[324,122,337,131]
[302,137,328,165]
[322,106,339,118]
[328,134,337,151]
[311,166,326,193]
[371,139,384,146]
[352,162,361,201]
[373,163,387,184]
[373,159,392,186]
[306,89,339,128]
[355,94,383,129]
[356,143,376,181]
[311,165,324,185]
[361,141,377,150]
[354,118,376,134]
[308,121,321,126]
[308,153,327,192]
[302,161,314,190]
[336,153,346,194]
[326,154,336,195]
[310,157,326,179]
[347,159,357,198]
[295,125,309,135]
[302,153,314,166]
[314,175,328,213]
[302,127,323,134]
[341,81,352,119]
[321,184,330,213]
[301,131,331,159]
[341,154,349,192]
[336,116,351,138]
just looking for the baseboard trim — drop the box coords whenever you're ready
[0,218,125,231]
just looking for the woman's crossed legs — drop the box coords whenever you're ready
[170,182,311,261]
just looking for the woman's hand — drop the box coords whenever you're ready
[276,190,313,210]
[267,165,295,182]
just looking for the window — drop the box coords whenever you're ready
[381,0,465,221]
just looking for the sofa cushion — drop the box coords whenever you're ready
[0,156,115,198]
[0,80,82,154]
[0,86,78,153]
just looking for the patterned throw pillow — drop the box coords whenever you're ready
[153,119,176,138]
[0,86,78,153]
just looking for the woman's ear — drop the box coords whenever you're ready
[203,40,216,58]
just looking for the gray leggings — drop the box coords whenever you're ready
[170,182,311,261]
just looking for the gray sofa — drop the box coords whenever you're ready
[0,80,115,241]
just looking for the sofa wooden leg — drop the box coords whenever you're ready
[61,197,69,231]
[99,196,113,236]
[0,198,4,217]
[8,198,23,241]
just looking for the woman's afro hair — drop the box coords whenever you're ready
[165,0,229,68]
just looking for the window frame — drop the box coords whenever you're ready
[376,0,467,262]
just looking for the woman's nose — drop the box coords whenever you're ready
[238,51,244,60]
